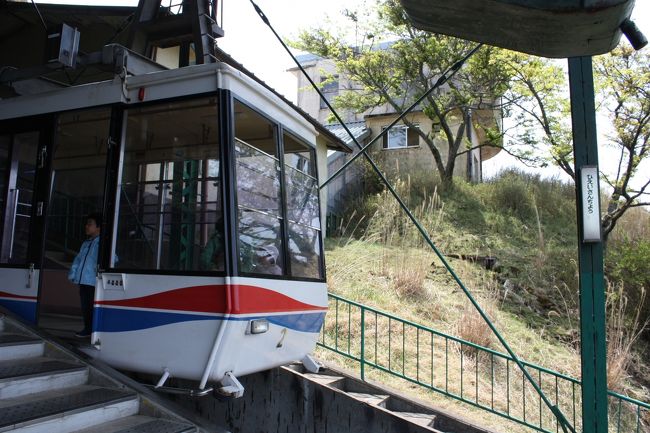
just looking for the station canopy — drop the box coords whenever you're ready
[399,0,636,58]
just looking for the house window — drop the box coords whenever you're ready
[382,124,420,149]
[320,75,339,109]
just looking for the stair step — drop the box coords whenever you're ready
[0,358,88,399]
[347,392,390,407]
[72,415,197,433]
[395,411,437,428]
[0,385,138,432]
[0,334,41,347]
[303,373,345,388]
[0,334,43,361]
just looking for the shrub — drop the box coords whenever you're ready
[390,250,430,299]
[482,170,534,219]
[456,302,495,354]
[607,235,650,342]
[606,282,648,392]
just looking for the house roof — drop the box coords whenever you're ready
[292,41,396,67]
[324,121,370,147]
[294,52,323,64]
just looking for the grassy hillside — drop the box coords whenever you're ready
[318,169,650,432]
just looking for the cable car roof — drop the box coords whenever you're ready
[0,1,351,153]
[399,0,637,58]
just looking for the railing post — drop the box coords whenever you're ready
[360,306,365,381]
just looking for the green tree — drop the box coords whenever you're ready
[291,0,512,188]
[594,46,650,240]
[500,54,574,176]
[501,46,650,242]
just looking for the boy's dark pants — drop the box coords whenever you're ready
[79,284,95,332]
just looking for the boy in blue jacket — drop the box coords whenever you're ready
[68,213,102,338]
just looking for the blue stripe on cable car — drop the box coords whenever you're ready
[267,312,325,333]
[94,307,215,332]
[0,299,37,324]
[94,307,325,334]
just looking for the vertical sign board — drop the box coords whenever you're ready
[580,166,601,242]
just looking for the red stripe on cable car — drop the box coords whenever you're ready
[95,284,324,314]
[0,291,37,301]
[231,285,324,314]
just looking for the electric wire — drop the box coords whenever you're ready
[248,2,575,432]
[322,45,481,189]
[30,0,48,32]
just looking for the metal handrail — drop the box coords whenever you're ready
[318,293,650,433]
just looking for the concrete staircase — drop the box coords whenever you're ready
[166,360,497,433]
[287,364,494,433]
[0,312,204,433]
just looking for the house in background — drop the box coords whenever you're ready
[288,52,503,225]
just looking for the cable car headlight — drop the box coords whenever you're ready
[249,319,269,334]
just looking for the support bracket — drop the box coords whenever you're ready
[302,354,322,373]
[216,371,244,398]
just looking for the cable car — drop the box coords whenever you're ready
[400,0,644,57]
[0,46,348,394]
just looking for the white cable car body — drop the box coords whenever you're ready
[0,58,337,390]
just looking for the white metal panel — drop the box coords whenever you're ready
[124,63,318,148]
[91,274,326,382]
[0,268,40,323]
[0,80,124,120]
[220,66,317,147]
[124,62,219,103]
[92,320,222,380]
[208,320,320,380]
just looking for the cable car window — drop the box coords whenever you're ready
[283,132,322,279]
[45,108,110,267]
[234,100,284,276]
[115,98,222,272]
[0,132,38,264]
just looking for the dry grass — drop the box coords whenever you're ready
[321,175,650,431]
[607,282,649,393]
[456,302,495,355]
[380,248,431,299]
[320,173,650,432]
[608,207,650,243]
[321,238,593,433]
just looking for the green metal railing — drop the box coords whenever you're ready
[318,293,650,433]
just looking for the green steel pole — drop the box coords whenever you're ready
[360,307,365,381]
[568,56,608,433]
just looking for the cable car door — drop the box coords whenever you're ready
[0,117,53,323]
[37,108,112,335]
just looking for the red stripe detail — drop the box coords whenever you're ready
[231,285,324,314]
[96,285,228,313]
[96,284,325,314]
[0,291,37,301]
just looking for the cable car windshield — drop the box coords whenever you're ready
[114,97,222,272]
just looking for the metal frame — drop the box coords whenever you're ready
[0,116,55,270]
[231,96,327,283]
[568,56,608,433]
[279,127,326,280]
[320,293,649,433]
